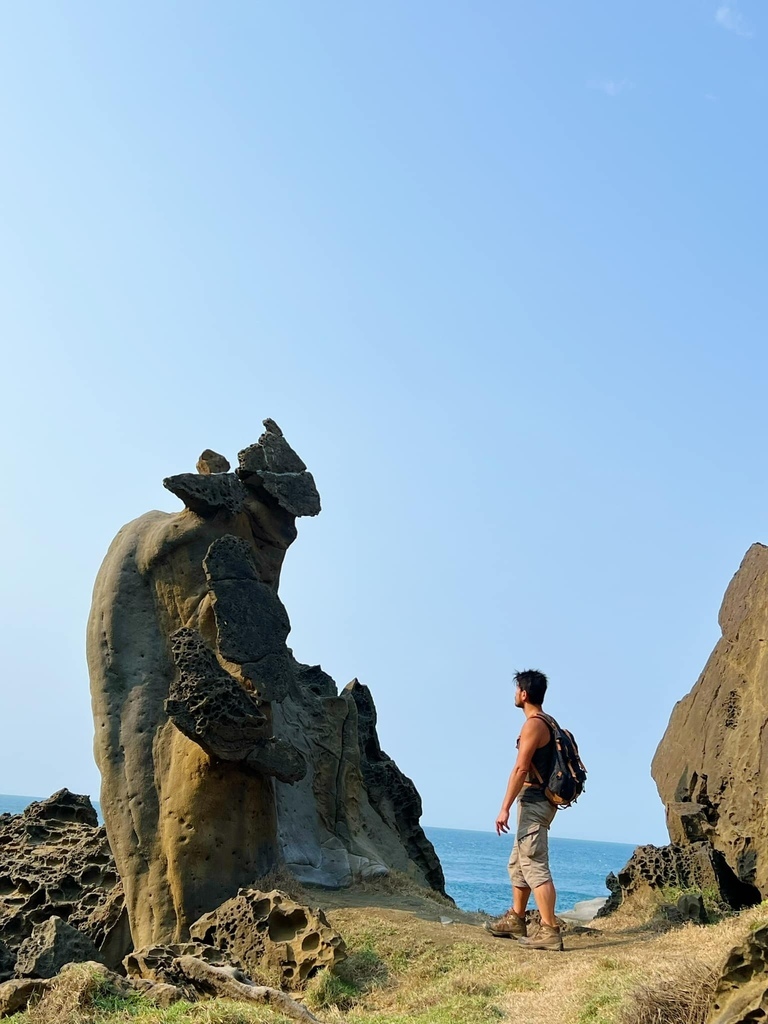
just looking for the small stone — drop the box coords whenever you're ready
[677,892,707,923]
[197,450,231,475]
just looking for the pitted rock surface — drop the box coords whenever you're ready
[125,942,232,997]
[163,472,246,516]
[705,923,768,1023]
[601,841,752,916]
[15,916,103,978]
[189,889,345,989]
[88,419,447,948]
[653,543,768,903]
[0,791,128,969]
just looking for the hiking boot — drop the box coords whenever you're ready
[517,923,563,951]
[484,909,527,938]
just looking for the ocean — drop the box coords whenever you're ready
[424,825,635,915]
[0,795,634,915]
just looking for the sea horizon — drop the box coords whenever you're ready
[1,794,635,915]
[0,794,642,849]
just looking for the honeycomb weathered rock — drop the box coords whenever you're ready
[705,923,768,1023]
[189,889,345,989]
[0,791,128,969]
[15,916,103,979]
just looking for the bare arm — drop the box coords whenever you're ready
[495,717,549,835]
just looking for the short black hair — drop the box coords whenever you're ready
[514,669,548,706]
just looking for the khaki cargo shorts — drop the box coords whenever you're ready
[508,798,557,890]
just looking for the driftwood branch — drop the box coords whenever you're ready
[172,955,322,1023]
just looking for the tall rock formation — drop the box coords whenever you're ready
[652,542,768,904]
[88,420,445,949]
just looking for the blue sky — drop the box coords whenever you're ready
[0,2,765,846]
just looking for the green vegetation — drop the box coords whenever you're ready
[658,884,731,922]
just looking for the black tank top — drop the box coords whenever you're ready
[517,716,555,804]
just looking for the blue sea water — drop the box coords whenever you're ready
[424,825,635,915]
[0,795,634,916]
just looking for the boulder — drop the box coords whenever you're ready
[15,916,103,978]
[0,978,49,1018]
[88,421,446,948]
[0,791,128,969]
[652,544,768,904]
[677,892,708,924]
[705,923,768,1023]
[196,450,230,475]
[189,889,345,989]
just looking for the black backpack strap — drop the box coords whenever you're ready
[532,712,557,734]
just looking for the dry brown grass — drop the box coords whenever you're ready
[11,895,768,1024]
[348,870,456,908]
[17,962,104,1024]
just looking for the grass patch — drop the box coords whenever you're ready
[658,884,731,922]
[578,990,626,1024]
[617,958,718,1024]
[11,962,294,1024]
[17,894,768,1024]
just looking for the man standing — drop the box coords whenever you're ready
[486,669,563,951]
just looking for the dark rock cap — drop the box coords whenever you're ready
[196,450,231,475]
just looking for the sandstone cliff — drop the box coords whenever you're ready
[87,421,445,948]
[652,542,768,904]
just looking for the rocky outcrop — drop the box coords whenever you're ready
[347,680,445,893]
[274,669,446,891]
[124,940,235,997]
[0,977,49,1018]
[88,421,445,949]
[595,873,622,919]
[0,791,129,970]
[15,917,103,979]
[606,842,754,914]
[705,923,768,1023]
[652,543,768,904]
[189,889,345,989]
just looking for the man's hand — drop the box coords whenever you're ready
[495,810,510,835]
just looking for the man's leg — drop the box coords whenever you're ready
[516,803,563,950]
[531,880,556,928]
[512,884,531,918]
[485,820,528,937]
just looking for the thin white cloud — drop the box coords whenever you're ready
[589,79,632,97]
[715,5,754,37]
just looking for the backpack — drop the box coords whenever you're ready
[530,712,587,809]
